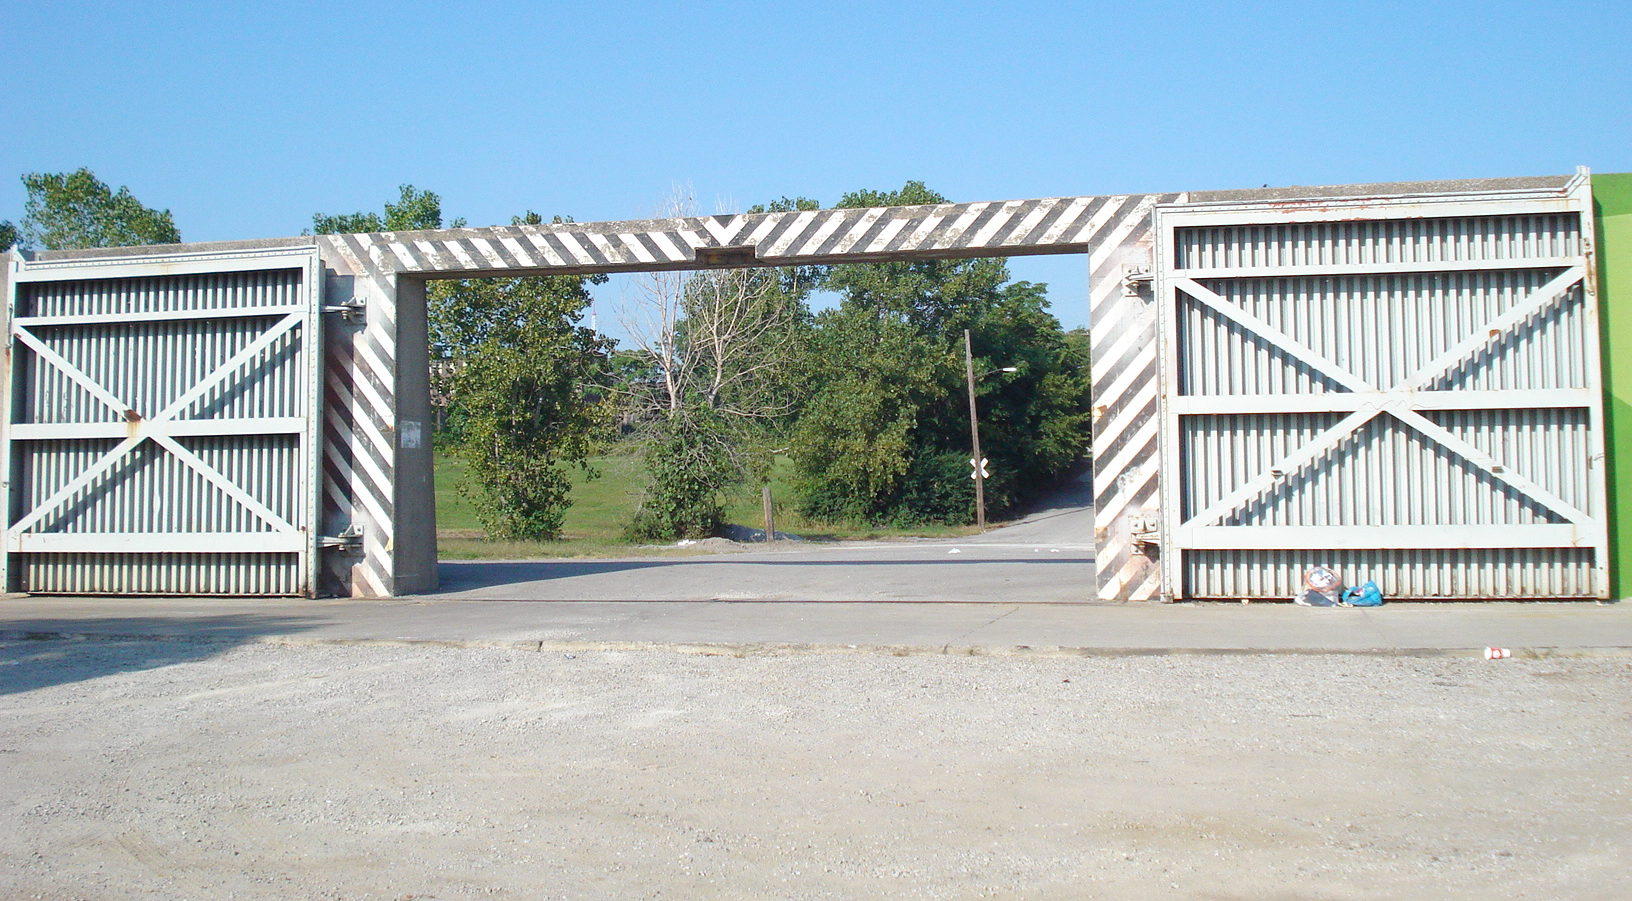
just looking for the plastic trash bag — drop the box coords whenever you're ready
[1342,580,1384,607]
[1294,565,1345,606]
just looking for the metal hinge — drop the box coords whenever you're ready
[321,297,366,323]
[319,523,364,551]
[1130,513,1160,556]
[1122,267,1154,299]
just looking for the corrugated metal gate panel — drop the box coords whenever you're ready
[1156,181,1608,599]
[3,251,323,596]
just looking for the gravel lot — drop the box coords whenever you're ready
[1,639,1628,900]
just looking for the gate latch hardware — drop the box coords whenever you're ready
[322,297,367,323]
[320,524,365,552]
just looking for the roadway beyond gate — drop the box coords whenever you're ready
[430,469,1096,604]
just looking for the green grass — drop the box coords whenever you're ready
[435,447,980,559]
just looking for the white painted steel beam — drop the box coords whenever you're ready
[9,532,305,554]
[1178,408,1382,529]
[9,326,134,416]
[7,418,307,440]
[1170,389,1597,415]
[150,433,299,533]
[1173,277,1372,392]
[1390,408,1595,526]
[10,249,316,283]
[1177,525,1596,551]
[13,304,308,328]
[1394,266,1585,392]
[1176,257,1581,279]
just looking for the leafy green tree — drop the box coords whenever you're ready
[625,403,739,540]
[0,221,16,252]
[790,181,1092,526]
[18,168,180,250]
[312,193,608,540]
[436,213,612,540]
[309,184,461,235]
[791,309,959,524]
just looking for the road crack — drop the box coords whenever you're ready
[945,605,1022,650]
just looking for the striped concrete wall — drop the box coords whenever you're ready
[1089,194,1184,601]
[314,238,403,597]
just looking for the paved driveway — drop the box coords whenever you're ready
[432,471,1095,603]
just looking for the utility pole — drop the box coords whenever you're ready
[964,329,986,531]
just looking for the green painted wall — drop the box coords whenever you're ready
[1593,173,1632,598]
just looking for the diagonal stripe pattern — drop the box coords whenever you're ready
[1089,194,1183,602]
[341,196,1153,277]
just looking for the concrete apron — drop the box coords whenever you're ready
[2,597,1629,658]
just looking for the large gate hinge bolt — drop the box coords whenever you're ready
[319,524,365,551]
[321,297,367,323]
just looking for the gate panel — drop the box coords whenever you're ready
[1156,179,1608,599]
[3,250,324,595]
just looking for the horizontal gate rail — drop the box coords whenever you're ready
[13,303,308,328]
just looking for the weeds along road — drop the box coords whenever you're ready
[2,640,1628,900]
[433,469,1098,603]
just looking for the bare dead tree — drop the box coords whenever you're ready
[614,189,804,425]
[611,189,811,538]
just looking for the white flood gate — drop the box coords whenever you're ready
[2,249,325,595]
[1155,179,1608,599]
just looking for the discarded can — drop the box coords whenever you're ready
[1484,647,1512,660]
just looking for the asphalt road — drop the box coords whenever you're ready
[432,469,1096,603]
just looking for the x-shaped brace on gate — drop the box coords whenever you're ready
[6,312,305,538]
[1174,265,1592,532]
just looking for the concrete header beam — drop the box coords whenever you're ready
[26,174,1569,276]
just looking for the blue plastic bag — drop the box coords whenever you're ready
[1342,580,1384,607]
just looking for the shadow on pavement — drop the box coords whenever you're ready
[0,614,321,695]
[991,459,1093,520]
[437,555,1091,593]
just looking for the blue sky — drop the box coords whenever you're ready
[3,0,1628,331]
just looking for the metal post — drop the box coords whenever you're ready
[964,329,986,530]
[762,484,776,545]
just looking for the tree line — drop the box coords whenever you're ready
[3,170,1092,540]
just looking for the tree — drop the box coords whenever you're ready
[310,184,460,235]
[790,181,1092,526]
[436,213,612,540]
[616,192,814,540]
[0,221,15,252]
[312,192,608,540]
[791,308,962,524]
[18,168,180,250]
